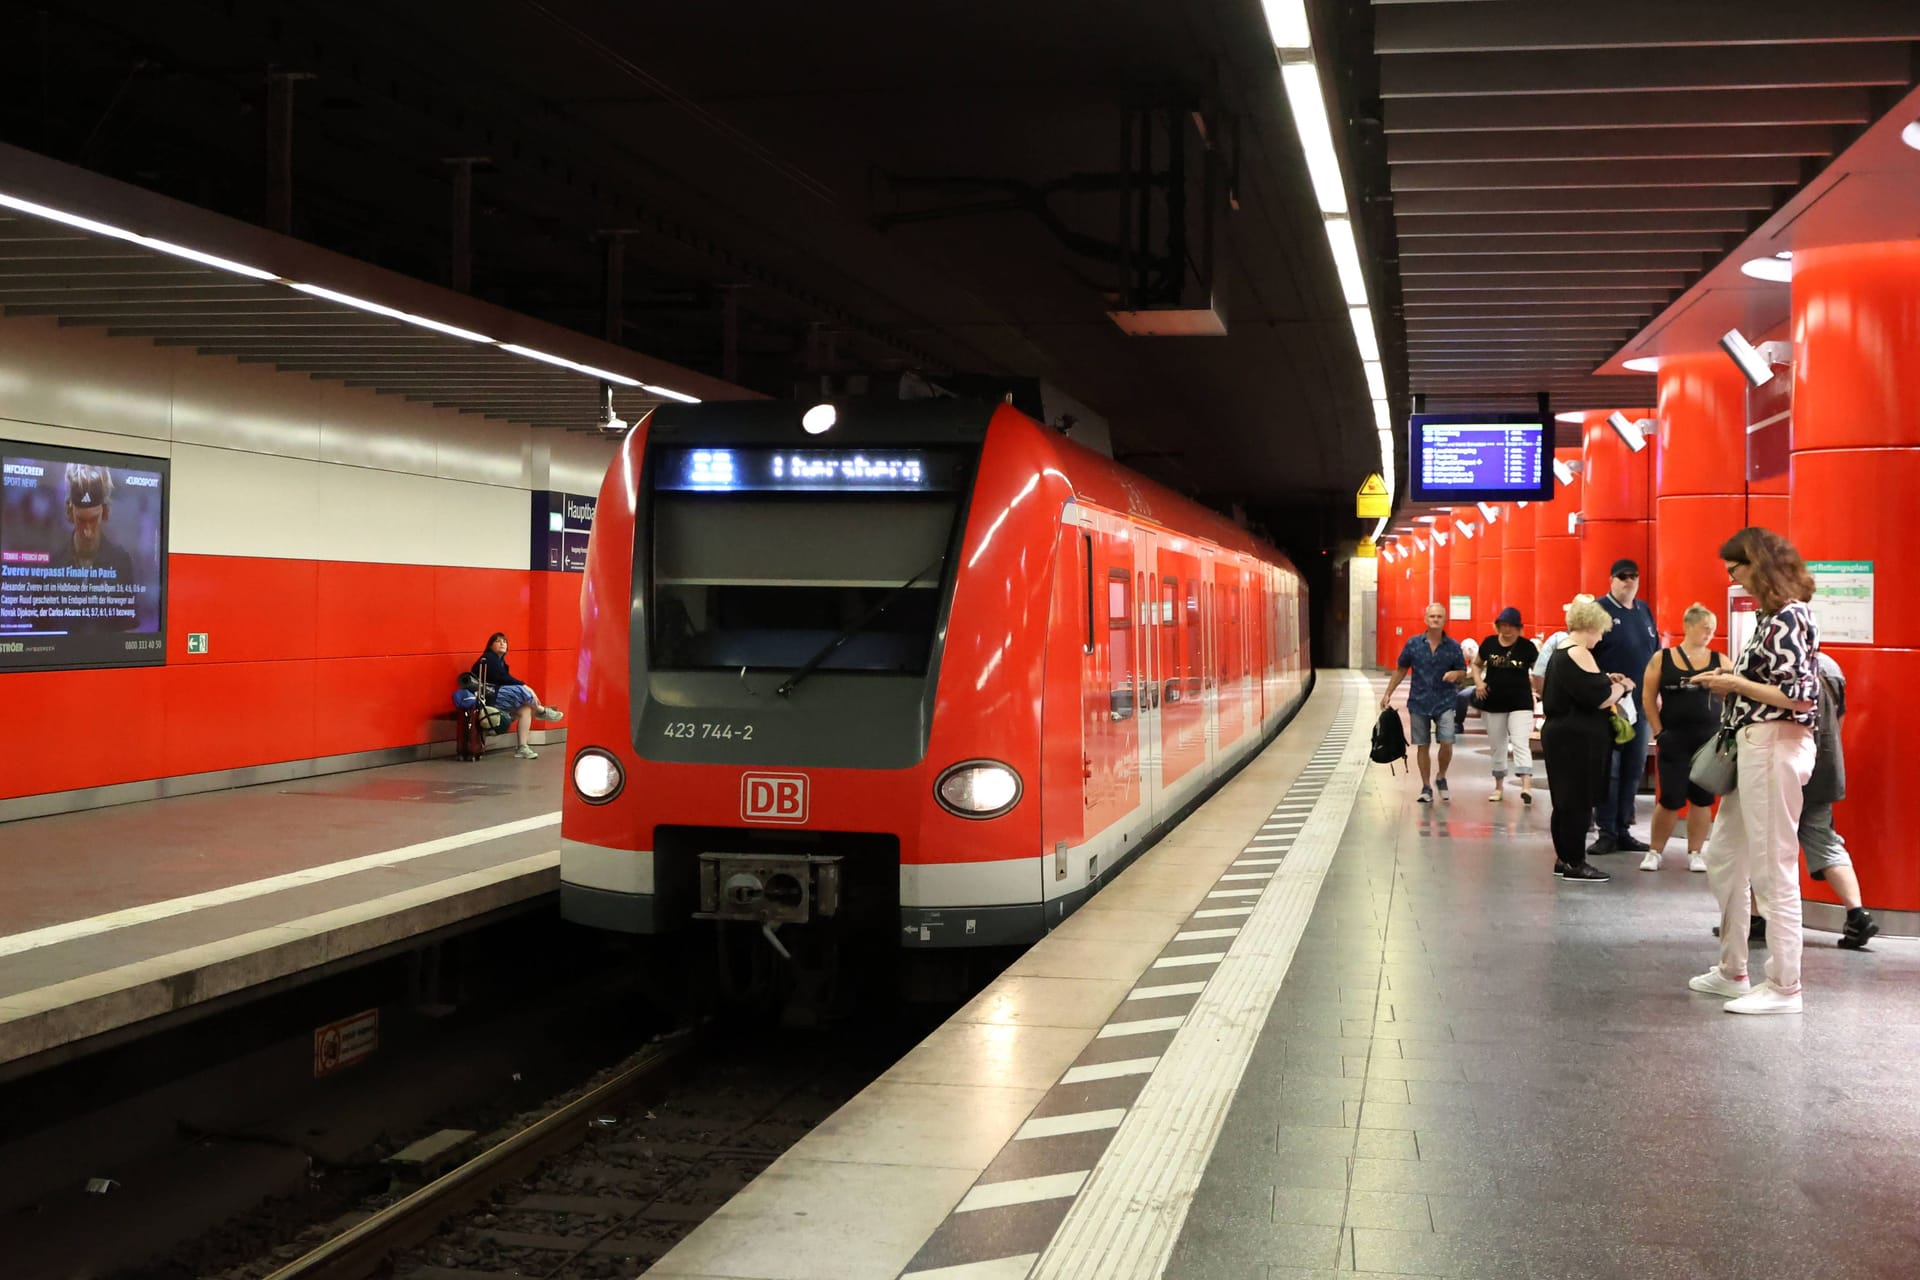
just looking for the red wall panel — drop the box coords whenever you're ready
[0,556,585,802]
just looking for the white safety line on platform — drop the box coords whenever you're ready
[1149,952,1226,968]
[1191,907,1253,920]
[1097,1016,1186,1039]
[1015,1110,1128,1141]
[902,1253,1042,1279]
[1172,927,1241,942]
[0,813,561,960]
[1032,677,1372,1280]
[955,1171,1089,1213]
[1125,981,1206,1001]
[1060,1057,1159,1084]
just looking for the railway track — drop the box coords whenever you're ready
[250,1012,941,1280]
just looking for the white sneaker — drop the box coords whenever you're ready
[1639,850,1661,872]
[1688,851,1708,873]
[1489,791,1504,803]
[515,745,539,760]
[536,706,566,722]
[1688,967,1751,998]
[1725,982,1802,1015]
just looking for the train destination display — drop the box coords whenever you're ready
[1408,414,1555,503]
[0,441,170,672]
[653,447,971,493]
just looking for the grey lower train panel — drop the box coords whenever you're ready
[900,902,1050,948]
[561,883,658,934]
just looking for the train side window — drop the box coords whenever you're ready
[1082,532,1094,654]
[1107,569,1134,720]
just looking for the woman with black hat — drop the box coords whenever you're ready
[1475,606,1540,804]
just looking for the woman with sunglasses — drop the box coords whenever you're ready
[1685,528,1820,1015]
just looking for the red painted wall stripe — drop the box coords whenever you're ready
[0,553,582,800]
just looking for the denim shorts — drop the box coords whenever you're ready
[1409,706,1457,746]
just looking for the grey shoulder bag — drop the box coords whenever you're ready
[1688,647,1745,797]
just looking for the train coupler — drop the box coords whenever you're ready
[693,853,843,925]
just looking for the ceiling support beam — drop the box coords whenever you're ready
[1375,1,1920,55]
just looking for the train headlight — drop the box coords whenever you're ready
[935,760,1022,819]
[572,749,624,804]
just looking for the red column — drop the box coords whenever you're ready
[1476,504,1506,634]
[1449,510,1481,631]
[1655,356,1749,648]
[1581,409,1655,604]
[1789,240,1920,920]
[1428,515,1452,623]
[1501,499,1537,634]
[1533,448,1584,634]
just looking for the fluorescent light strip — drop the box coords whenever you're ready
[1349,306,1380,362]
[291,282,495,344]
[497,343,640,386]
[1259,0,1311,50]
[1324,217,1367,305]
[1279,62,1348,217]
[0,191,278,281]
[642,382,702,403]
[1363,360,1387,401]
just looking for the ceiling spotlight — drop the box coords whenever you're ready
[1552,410,1589,424]
[1567,512,1580,535]
[1739,252,1793,283]
[1552,459,1575,487]
[1607,411,1650,454]
[1432,529,1449,547]
[1719,328,1775,389]
[802,403,838,434]
[1903,118,1920,151]
[1476,502,1498,523]
[1458,521,1476,540]
[598,381,628,435]
[1622,356,1661,373]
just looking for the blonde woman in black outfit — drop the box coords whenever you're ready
[1541,597,1631,883]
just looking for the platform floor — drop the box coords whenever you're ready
[0,751,561,1073]
[644,671,1920,1280]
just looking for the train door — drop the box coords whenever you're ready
[1197,551,1218,770]
[1215,562,1245,748]
[1157,543,1204,790]
[1133,527,1161,826]
[1083,514,1139,841]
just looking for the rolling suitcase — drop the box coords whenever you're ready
[454,705,488,761]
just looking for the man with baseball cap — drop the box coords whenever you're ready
[50,463,135,578]
[1587,558,1660,855]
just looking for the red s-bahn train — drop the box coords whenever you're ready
[559,399,1310,959]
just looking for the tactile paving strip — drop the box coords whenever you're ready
[899,687,1365,1279]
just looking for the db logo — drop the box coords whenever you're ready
[742,772,809,824]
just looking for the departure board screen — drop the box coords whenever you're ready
[1408,415,1555,502]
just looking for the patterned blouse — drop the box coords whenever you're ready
[1729,600,1820,729]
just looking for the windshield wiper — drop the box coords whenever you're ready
[775,556,947,698]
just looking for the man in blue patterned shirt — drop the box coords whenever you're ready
[1383,602,1470,804]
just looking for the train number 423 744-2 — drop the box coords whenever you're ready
[662,721,755,741]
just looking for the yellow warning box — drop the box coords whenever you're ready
[1356,473,1391,519]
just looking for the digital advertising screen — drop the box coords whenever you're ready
[1407,414,1554,503]
[0,440,169,672]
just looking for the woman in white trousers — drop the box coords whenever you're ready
[1686,528,1821,1016]
[1474,606,1540,804]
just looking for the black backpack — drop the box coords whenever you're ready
[1370,706,1408,771]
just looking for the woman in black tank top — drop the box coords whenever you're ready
[1641,603,1727,871]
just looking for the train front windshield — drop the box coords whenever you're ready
[647,447,975,674]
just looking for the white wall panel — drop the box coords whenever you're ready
[317,383,439,475]
[435,415,532,489]
[427,477,529,571]
[0,310,622,571]
[550,432,619,494]
[170,443,323,559]
[167,351,323,460]
[0,416,176,461]
[0,316,171,441]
